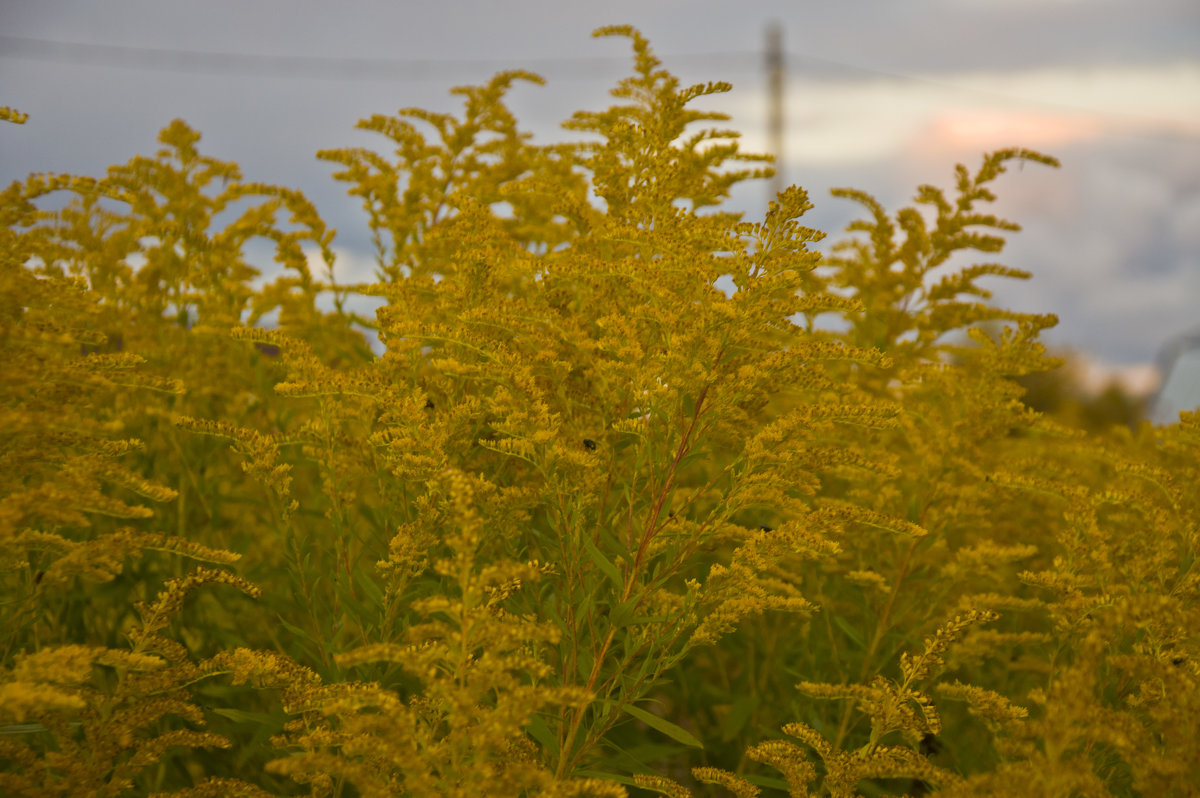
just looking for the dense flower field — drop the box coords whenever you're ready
[2,27,1197,797]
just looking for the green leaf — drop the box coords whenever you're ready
[574,769,641,787]
[525,715,559,759]
[627,614,671,626]
[211,708,275,725]
[623,703,704,749]
[576,648,595,683]
[676,448,710,472]
[722,693,759,742]
[597,735,683,774]
[740,773,790,791]
[275,615,325,664]
[275,616,319,644]
[609,597,639,629]
[582,536,623,590]
[355,568,384,606]
[833,614,866,649]
[0,723,48,735]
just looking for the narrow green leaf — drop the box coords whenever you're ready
[355,568,384,606]
[609,597,638,629]
[722,693,759,742]
[833,614,866,649]
[576,648,595,683]
[627,614,671,626]
[211,708,275,725]
[623,703,704,749]
[275,616,319,644]
[525,715,559,759]
[574,770,640,787]
[740,773,790,791]
[0,724,48,735]
[274,615,325,664]
[582,536,623,590]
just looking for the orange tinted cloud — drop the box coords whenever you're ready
[917,110,1105,154]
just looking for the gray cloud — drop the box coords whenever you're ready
[986,131,1200,365]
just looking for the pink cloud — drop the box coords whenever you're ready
[913,110,1106,156]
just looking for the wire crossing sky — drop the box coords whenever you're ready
[2,33,1187,129]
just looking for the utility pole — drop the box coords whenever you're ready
[766,21,785,204]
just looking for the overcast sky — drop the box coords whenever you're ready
[2,0,1198,392]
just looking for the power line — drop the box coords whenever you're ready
[0,35,759,82]
[0,33,1075,88]
[2,34,1191,131]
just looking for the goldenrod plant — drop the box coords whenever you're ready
[1,25,1196,798]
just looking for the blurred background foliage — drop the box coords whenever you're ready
[1015,354,1147,434]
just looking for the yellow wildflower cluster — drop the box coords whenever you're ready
[2,27,1197,797]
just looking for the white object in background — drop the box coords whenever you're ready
[1151,333,1200,426]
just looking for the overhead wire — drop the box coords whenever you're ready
[0,35,759,81]
[0,34,1192,129]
